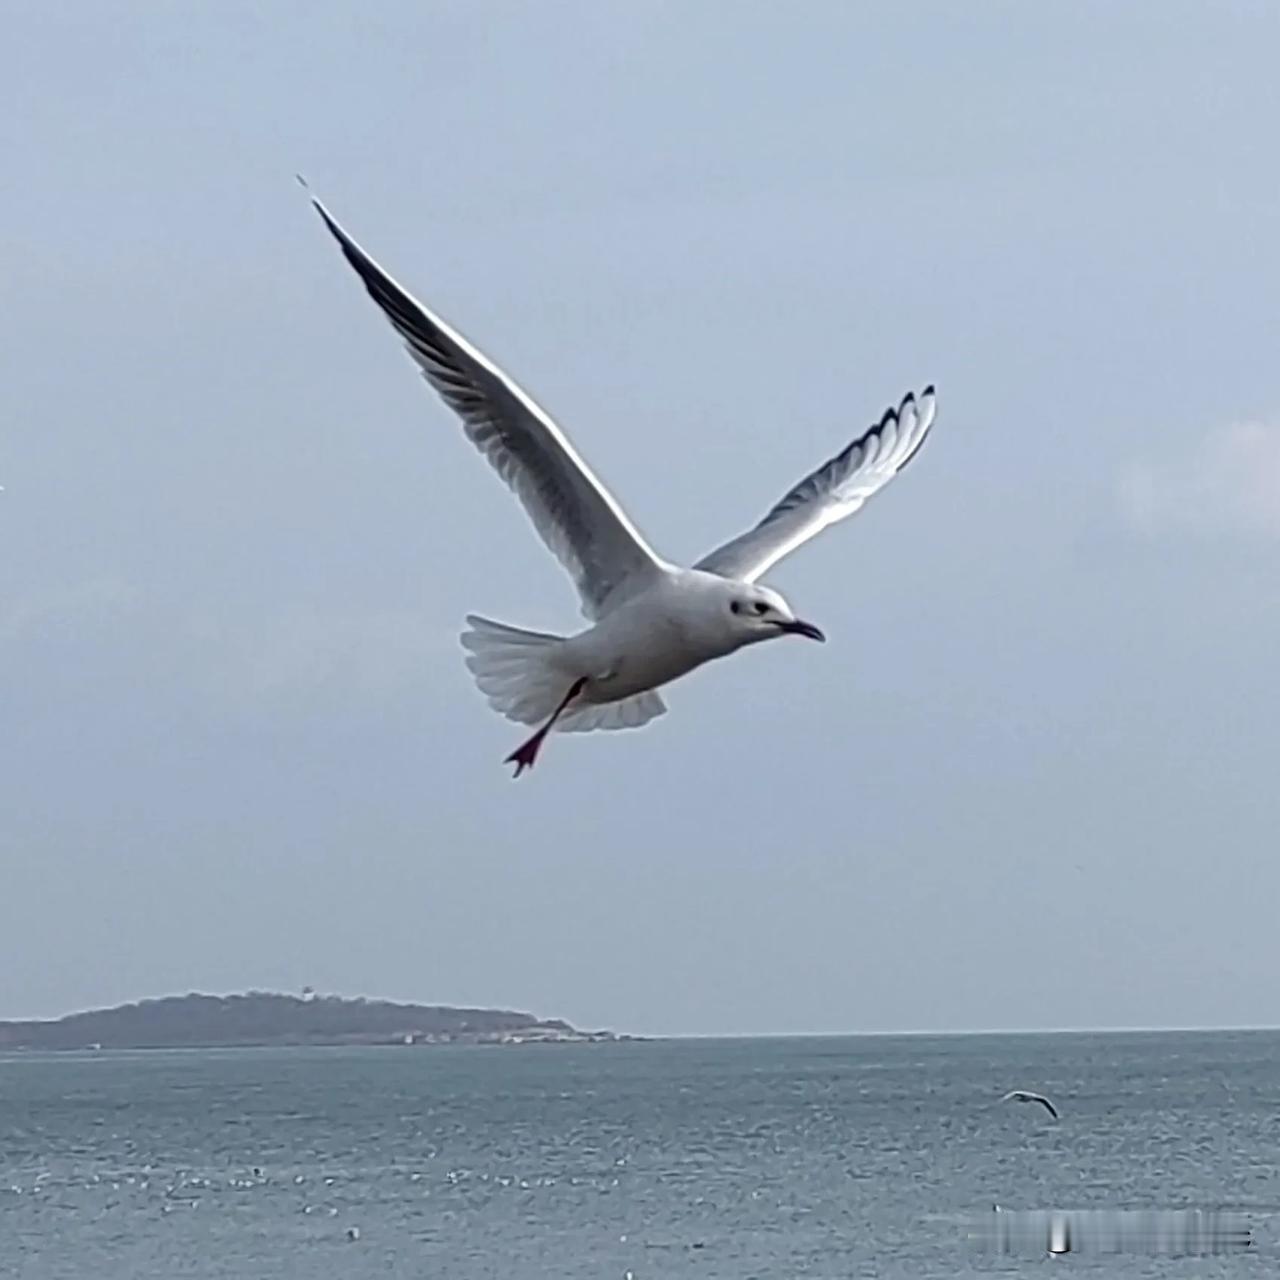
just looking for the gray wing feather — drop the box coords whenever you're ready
[695,388,936,583]
[310,198,665,619]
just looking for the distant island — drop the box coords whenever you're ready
[0,991,630,1051]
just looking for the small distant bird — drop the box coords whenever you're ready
[346,1226,360,1242]
[1001,1089,1060,1119]
[304,185,937,775]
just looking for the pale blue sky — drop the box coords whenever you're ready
[3,2,1279,1034]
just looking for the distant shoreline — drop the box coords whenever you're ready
[0,991,636,1053]
[0,1039,649,1055]
[4,999,1275,1048]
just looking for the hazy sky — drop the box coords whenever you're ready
[4,2,1279,1035]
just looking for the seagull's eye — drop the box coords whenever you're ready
[730,601,742,615]
[754,602,769,615]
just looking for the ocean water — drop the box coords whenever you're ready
[3,1031,1279,1278]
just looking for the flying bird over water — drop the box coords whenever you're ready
[1001,1090,1060,1119]
[305,187,937,775]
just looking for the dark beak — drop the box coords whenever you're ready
[776,618,826,642]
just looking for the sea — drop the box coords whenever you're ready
[4,1031,1279,1278]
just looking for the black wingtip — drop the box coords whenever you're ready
[922,383,936,397]
[295,175,341,238]
[305,192,345,244]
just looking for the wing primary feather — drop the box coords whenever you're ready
[693,385,937,582]
[307,194,666,619]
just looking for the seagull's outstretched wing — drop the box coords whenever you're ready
[695,388,936,583]
[308,195,666,619]
[1001,1090,1059,1119]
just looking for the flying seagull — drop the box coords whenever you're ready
[1001,1090,1060,1119]
[305,187,937,775]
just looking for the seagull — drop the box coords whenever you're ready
[1000,1090,1060,1119]
[305,187,937,775]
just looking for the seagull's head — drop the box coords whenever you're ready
[723,582,825,646]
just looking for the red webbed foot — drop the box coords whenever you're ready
[503,677,587,778]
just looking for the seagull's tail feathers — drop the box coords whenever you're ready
[461,614,667,732]
[462,615,570,725]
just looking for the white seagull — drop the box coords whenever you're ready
[1000,1090,1060,1119]
[307,191,937,775]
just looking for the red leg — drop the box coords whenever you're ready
[505,678,587,777]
